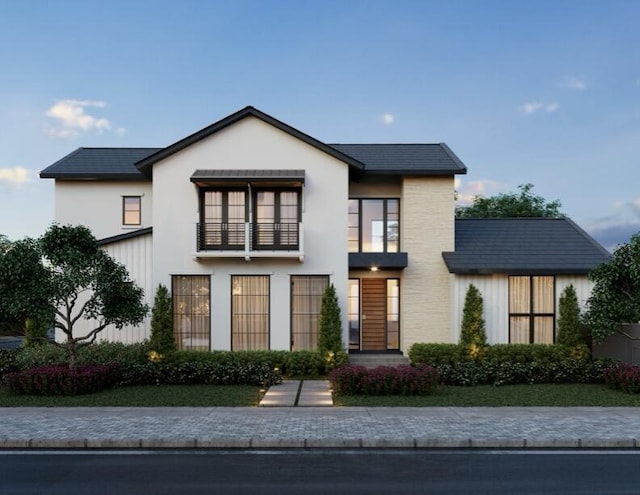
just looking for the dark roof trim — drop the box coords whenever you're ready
[362,168,465,176]
[136,106,365,175]
[98,227,153,246]
[349,252,408,270]
[190,169,305,184]
[40,173,149,180]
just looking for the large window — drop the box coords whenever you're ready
[231,275,270,350]
[200,189,247,249]
[348,279,360,350]
[509,276,555,344]
[290,275,329,351]
[122,196,141,226]
[254,189,300,249]
[172,275,210,350]
[198,188,300,251]
[348,199,399,253]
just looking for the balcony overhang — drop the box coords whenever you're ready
[349,252,408,270]
[190,169,305,187]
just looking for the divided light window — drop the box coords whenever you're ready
[509,276,555,344]
[254,189,300,249]
[348,198,399,253]
[122,196,141,226]
[231,275,270,350]
[200,189,247,249]
[172,275,211,351]
[290,275,329,351]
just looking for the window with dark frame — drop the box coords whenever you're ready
[348,198,400,253]
[122,196,141,226]
[509,276,555,344]
[231,275,270,350]
[172,275,211,351]
[290,275,329,351]
[198,187,301,251]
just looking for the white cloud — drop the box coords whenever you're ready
[45,99,114,139]
[0,166,32,187]
[455,179,507,205]
[518,101,559,115]
[562,76,587,91]
[381,113,395,125]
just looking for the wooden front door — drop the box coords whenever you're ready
[361,278,386,350]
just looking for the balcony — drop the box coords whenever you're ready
[194,222,304,261]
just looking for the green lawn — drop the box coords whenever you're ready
[333,384,640,407]
[0,384,264,407]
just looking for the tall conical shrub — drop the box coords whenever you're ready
[459,284,487,347]
[149,284,176,354]
[318,284,343,354]
[557,284,584,347]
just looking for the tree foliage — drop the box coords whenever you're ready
[456,183,563,218]
[0,224,149,367]
[149,284,176,354]
[584,234,640,343]
[318,284,344,355]
[459,284,487,348]
[556,284,585,347]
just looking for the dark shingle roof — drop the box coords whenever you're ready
[40,107,467,180]
[330,143,467,175]
[40,148,159,180]
[442,218,610,275]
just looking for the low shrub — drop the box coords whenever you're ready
[4,363,119,396]
[329,364,440,396]
[0,349,18,382]
[604,364,640,394]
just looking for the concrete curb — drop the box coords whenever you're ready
[1,438,638,449]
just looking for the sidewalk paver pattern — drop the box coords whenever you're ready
[1,381,639,449]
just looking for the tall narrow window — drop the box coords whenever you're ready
[509,276,555,343]
[200,189,246,250]
[231,275,270,350]
[122,196,141,226]
[348,199,400,253]
[253,189,300,249]
[172,275,210,350]
[348,279,360,350]
[290,275,329,351]
[386,279,400,350]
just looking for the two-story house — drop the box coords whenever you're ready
[40,106,610,354]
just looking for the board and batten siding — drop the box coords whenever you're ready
[54,231,153,344]
[451,274,594,344]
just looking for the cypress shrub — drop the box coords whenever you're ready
[318,284,344,356]
[459,284,487,349]
[149,284,176,354]
[557,284,585,347]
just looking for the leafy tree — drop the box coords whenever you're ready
[584,234,640,343]
[318,284,344,355]
[0,237,53,337]
[456,183,562,218]
[0,224,149,368]
[149,284,176,354]
[459,284,487,349]
[556,284,585,347]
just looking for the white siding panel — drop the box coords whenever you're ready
[451,275,509,344]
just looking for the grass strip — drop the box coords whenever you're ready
[0,384,262,407]
[334,384,640,407]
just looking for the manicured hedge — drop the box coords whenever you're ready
[329,364,440,396]
[604,365,640,394]
[4,363,119,396]
[408,343,613,386]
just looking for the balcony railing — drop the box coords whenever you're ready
[195,222,303,261]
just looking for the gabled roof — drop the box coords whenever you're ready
[40,148,159,180]
[40,106,468,180]
[135,106,366,175]
[330,143,467,175]
[442,218,610,275]
[98,227,152,246]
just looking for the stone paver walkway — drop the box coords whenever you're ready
[259,380,333,407]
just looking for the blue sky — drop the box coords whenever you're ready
[0,0,638,251]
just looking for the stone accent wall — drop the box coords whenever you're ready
[401,177,455,348]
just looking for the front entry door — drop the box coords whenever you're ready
[361,278,386,350]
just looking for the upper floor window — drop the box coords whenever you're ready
[348,198,399,253]
[122,196,141,226]
[198,187,300,251]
